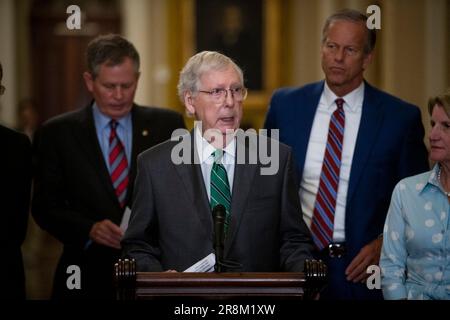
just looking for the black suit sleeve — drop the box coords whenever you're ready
[4,132,32,248]
[279,148,315,271]
[121,153,163,272]
[1,129,31,299]
[32,125,94,246]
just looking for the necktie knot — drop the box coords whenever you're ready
[335,98,345,110]
[212,149,224,163]
[109,120,119,144]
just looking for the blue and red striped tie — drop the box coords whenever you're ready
[109,120,129,208]
[311,98,345,250]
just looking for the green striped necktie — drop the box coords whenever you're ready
[210,150,232,235]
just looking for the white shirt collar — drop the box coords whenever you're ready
[323,81,365,112]
[195,126,236,164]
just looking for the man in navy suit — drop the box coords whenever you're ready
[264,9,429,299]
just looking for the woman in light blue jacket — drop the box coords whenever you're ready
[380,91,450,300]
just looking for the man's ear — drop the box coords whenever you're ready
[83,71,94,92]
[184,91,196,115]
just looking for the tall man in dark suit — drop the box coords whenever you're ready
[32,34,185,299]
[122,51,314,272]
[264,9,429,299]
[0,62,32,299]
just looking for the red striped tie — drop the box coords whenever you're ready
[311,98,345,250]
[109,120,129,208]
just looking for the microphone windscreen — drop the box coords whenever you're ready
[212,204,226,221]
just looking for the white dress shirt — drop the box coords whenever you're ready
[300,82,364,242]
[195,127,236,201]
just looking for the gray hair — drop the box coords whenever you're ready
[177,51,244,103]
[428,90,450,117]
[322,9,377,54]
[86,34,140,78]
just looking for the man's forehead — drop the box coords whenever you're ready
[325,21,367,44]
[327,20,366,36]
[200,67,241,86]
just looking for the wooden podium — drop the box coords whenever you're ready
[114,259,327,300]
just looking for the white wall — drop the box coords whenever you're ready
[121,0,171,108]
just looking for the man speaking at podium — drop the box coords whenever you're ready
[122,51,314,272]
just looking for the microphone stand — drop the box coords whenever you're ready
[212,204,242,272]
[212,204,225,272]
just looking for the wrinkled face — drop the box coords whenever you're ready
[185,65,243,140]
[321,20,373,96]
[83,57,139,120]
[430,104,450,164]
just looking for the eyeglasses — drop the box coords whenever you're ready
[0,85,5,96]
[198,87,248,103]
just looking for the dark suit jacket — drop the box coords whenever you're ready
[264,81,429,298]
[122,131,314,272]
[32,103,185,299]
[0,125,32,299]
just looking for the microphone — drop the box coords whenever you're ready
[212,204,226,272]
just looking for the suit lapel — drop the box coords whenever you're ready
[346,82,385,204]
[173,132,213,238]
[224,135,258,256]
[128,105,151,204]
[294,81,324,174]
[75,104,119,207]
